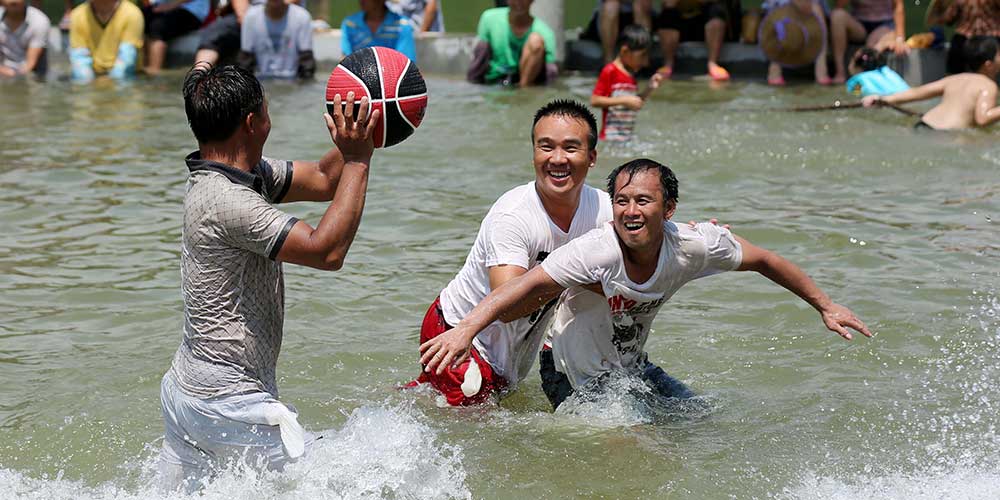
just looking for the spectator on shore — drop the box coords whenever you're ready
[829,0,907,84]
[387,0,444,33]
[759,0,830,85]
[143,0,211,75]
[195,0,303,67]
[0,0,50,78]
[69,0,144,81]
[237,0,314,79]
[341,0,416,61]
[580,1,653,63]
[926,0,1000,74]
[467,0,557,87]
[655,0,733,81]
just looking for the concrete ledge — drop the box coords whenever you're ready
[49,26,947,84]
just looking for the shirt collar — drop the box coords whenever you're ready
[185,151,266,195]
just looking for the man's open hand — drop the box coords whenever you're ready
[325,91,379,164]
[819,303,872,341]
[419,327,474,375]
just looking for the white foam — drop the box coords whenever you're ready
[0,403,470,500]
[784,465,1000,500]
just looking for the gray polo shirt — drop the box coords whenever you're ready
[170,152,298,399]
[0,6,50,75]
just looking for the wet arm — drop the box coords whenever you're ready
[974,87,1000,127]
[735,235,872,340]
[21,47,45,74]
[420,266,567,374]
[282,147,346,202]
[879,78,947,105]
[275,95,379,271]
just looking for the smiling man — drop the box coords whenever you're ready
[407,99,611,406]
[420,158,872,409]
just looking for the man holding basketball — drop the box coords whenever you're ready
[408,99,612,405]
[157,63,379,492]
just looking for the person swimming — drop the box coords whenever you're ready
[862,36,1000,130]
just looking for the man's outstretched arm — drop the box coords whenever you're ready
[734,235,872,340]
[420,265,567,374]
[276,92,380,271]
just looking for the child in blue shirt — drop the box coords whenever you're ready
[845,47,909,97]
[341,0,416,61]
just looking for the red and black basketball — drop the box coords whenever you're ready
[325,47,428,148]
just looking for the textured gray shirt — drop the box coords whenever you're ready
[170,152,298,399]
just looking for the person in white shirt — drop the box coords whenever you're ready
[420,158,872,409]
[408,100,612,406]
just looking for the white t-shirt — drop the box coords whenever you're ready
[439,182,612,387]
[541,221,743,389]
[241,4,312,79]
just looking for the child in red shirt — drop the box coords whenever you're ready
[590,24,663,142]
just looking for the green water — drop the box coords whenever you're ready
[0,72,998,499]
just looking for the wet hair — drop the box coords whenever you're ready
[606,158,679,203]
[531,99,599,151]
[617,24,652,52]
[850,47,887,73]
[963,36,999,72]
[183,63,264,144]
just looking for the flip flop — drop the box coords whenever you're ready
[708,64,730,82]
[768,76,786,86]
[815,76,833,85]
[656,66,673,80]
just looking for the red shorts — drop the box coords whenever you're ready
[410,297,507,406]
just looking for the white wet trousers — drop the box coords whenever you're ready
[156,371,317,493]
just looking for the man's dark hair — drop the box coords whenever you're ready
[606,158,679,203]
[851,47,886,73]
[531,99,599,151]
[183,63,264,143]
[617,24,652,52]
[964,36,999,73]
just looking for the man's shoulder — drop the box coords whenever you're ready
[26,6,52,29]
[530,16,555,37]
[342,11,364,29]
[69,3,89,23]
[287,3,311,22]
[488,182,537,214]
[478,7,508,30]
[118,1,143,21]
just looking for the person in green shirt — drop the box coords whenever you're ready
[467,0,557,87]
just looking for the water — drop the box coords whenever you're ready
[1,71,998,499]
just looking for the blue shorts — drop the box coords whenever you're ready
[539,348,694,410]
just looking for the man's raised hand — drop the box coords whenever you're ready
[324,91,380,164]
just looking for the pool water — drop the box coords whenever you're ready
[0,72,998,499]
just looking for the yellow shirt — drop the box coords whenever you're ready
[69,1,144,74]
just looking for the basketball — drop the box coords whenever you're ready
[325,47,428,148]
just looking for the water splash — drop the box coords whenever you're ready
[555,371,716,428]
[0,403,470,499]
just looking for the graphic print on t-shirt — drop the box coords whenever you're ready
[607,295,665,356]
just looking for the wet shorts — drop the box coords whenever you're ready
[144,6,202,42]
[197,14,241,58]
[410,297,507,406]
[157,371,318,493]
[539,348,694,410]
[656,2,728,41]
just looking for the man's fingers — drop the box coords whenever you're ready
[331,93,345,129]
[355,96,370,124]
[844,316,873,338]
[452,351,471,369]
[436,351,455,375]
[830,322,853,341]
[343,91,355,120]
[365,109,381,138]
